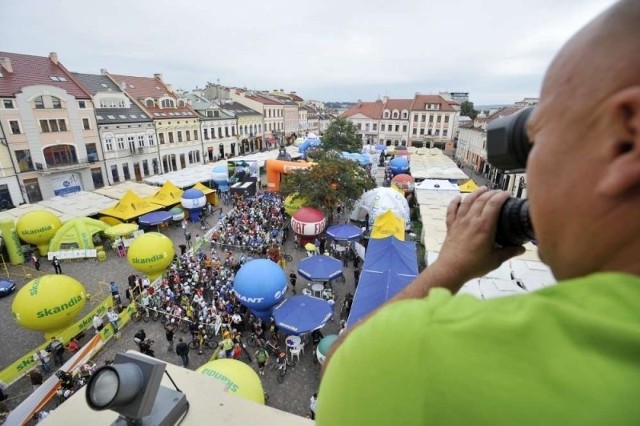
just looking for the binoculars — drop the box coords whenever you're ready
[486,107,535,247]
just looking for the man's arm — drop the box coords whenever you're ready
[324,188,525,369]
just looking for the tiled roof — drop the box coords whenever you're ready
[108,73,197,119]
[486,106,523,122]
[411,94,456,112]
[246,94,282,105]
[289,93,304,102]
[73,72,152,124]
[341,101,384,119]
[221,101,261,116]
[384,99,413,111]
[0,51,91,98]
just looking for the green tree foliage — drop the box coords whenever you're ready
[460,101,478,120]
[320,117,362,153]
[280,152,376,221]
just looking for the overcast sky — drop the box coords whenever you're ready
[1,0,617,104]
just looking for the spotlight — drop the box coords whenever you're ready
[85,352,188,425]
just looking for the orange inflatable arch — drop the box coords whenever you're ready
[265,159,311,192]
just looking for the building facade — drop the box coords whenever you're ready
[379,98,412,146]
[107,72,202,174]
[219,101,264,152]
[0,51,105,203]
[231,91,283,146]
[73,72,157,185]
[341,101,384,144]
[408,94,459,150]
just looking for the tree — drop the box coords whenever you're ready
[320,117,362,153]
[460,101,478,120]
[279,152,376,222]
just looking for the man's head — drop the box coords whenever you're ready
[526,0,640,279]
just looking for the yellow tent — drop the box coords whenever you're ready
[371,210,405,241]
[459,179,479,193]
[145,181,184,207]
[100,190,163,221]
[192,182,218,205]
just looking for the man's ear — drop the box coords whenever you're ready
[596,86,640,197]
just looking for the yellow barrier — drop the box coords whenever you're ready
[0,297,113,387]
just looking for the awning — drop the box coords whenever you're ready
[145,180,183,207]
[100,190,163,221]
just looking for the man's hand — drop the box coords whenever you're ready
[433,187,525,287]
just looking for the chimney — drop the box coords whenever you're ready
[0,57,13,73]
[100,68,108,75]
[154,73,163,82]
[49,52,58,65]
[120,81,127,91]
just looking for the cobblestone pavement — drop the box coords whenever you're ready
[1,205,352,420]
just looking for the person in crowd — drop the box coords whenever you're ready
[92,313,104,333]
[165,321,176,352]
[255,346,268,376]
[33,349,51,375]
[66,338,80,354]
[31,252,40,271]
[47,337,65,366]
[176,338,189,368]
[106,307,120,335]
[110,281,119,298]
[28,370,43,392]
[51,256,62,274]
[317,2,640,424]
[310,393,318,420]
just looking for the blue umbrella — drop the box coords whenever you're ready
[139,210,172,226]
[375,144,386,151]
[298,255,343,282]
[272,295,333,335]
[326,224,363,241]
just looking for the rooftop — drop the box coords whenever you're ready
[411,94,456,112]
[341,101,384,119]
[0,51,91,98]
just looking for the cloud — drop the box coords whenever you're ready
[0,0,617,104]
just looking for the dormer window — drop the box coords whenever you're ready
[392,111,398,119]
[161,99,175,108]
[402,111,408,119]
[383,110,390,118]
[51,97,62,109]
[177,99,185,107]
[207,111,213,117]
[34,96,44,109]
[146,99,155,107]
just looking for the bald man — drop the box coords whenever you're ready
[317,2,640,425]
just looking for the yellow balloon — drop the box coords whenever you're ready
[12,275,86,332]
[127,232,174,281]
[196,359,264,404]
[16,211,62,255]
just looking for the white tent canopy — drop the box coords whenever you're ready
[93,181,159,199]
[0,203,74,223]
[144,164,216,188]
[38,191,116,219]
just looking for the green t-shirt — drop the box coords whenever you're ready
[317,273,640,425]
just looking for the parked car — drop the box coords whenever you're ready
[0,279,16,297]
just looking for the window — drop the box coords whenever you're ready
[392,112,398,119]
[138,135,145,147]
[218,128,223,138]
[34,96,44,109]
[435,129,440,136]
[177,131,183,143]
[91,168,104,189]
[168,132,174,143]
[421,114,426,122]
[384,111,390,118]
[372,123,377,131]
[24,178,43,203]
[9,120,21,134]
[82,118,91,130]
[402,112,408,119]
[116,136,125,150]
[122,163,130,180]
[159,133,165,144]
[413,114,418,122]
[161,99,174,108]
[231,126,236,136]
[152,159,159,174]
[203,128,209,140]
[15,149,34,172]
[39,120,50,132]
[403,125,407,132]
[225,127,229,137]
[51,97,62,109]
[111,165,120,183]
[211,128,216,139]
[443,129,448,136]
[186,130,191,141]
[43,144,77,167]
[381,124,385,132]
[436,115,441,123]
[128,136,135,152]
[147,134,155,146]
[86,143,99,162]
[49,76,67,82]
[3,99,13,109]
[58,120,67,131]
[444,115,450,123]
[146,99,154,107]
[412,128,417,135]
[79,100,86,109]
[429,115,434,123]
[0,184,14,209]
[142,160,149,176]
[420,128,425,135]
[207,111,213,118]
[104,136,113,151]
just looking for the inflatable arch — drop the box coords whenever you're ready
[49,218,110,251]
[265,159,311,192]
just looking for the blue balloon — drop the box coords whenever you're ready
[389,157,410,175]
[233,259,287,321]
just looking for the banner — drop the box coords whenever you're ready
[0,297,113,387]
